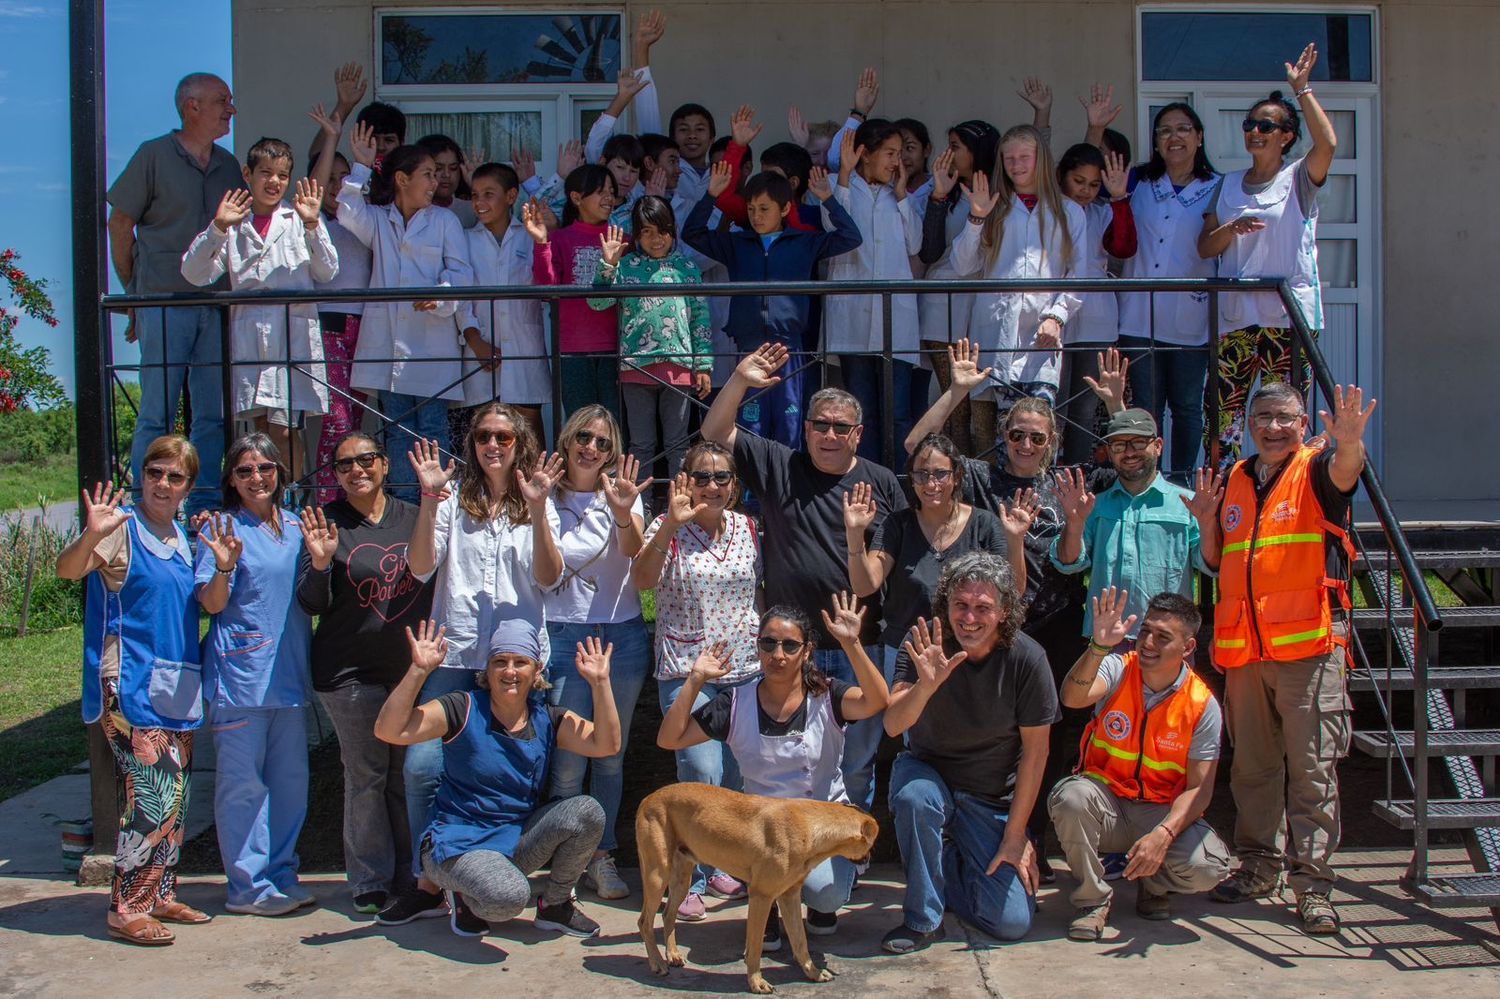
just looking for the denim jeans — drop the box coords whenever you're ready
[1117,335,1208,475]
[658,672,752,894]
[131,305,225,516]
[841,354,925,465]
[801,855,858,913]
[379,391,451,504]
[889,752,1036,940]
[402,667,480,878]
[813,645,886,813]
[209,704,309,907]
[318,682,412,897]
[544,617,651,853]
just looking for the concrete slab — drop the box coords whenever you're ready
[0,855,1494,998]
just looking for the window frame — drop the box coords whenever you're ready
[1135,3,1380,86]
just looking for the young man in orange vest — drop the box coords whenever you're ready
[1198,380,1375,936]
[1050,586,1230,941]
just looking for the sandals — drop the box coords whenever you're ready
[107,914,175,947]
[151,901,213,924]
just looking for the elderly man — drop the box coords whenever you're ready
[1198,381,1374,937]
[1050,587,1230,941]
[107,73,241,515]
[879,551,1058,953]
[703,343,908,819]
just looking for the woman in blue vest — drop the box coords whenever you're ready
[194,432,314,916]
[57,434,210,947]
[657,593,889,947]
[374,617,618,940]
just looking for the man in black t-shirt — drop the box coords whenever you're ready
[703,343,908,813]
[878,551,1059,954]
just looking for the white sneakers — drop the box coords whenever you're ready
[582,854,630,900]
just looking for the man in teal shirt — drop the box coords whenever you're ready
[1050,409,1220,641]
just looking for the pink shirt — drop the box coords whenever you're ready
[532,221,619,353]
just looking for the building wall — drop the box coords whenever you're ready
[230,0,1500,513]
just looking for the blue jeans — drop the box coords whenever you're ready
[209,704,309,907]
[658,672,751,894]
[544,617,651,853]
[1117,335,1208,474]
[813,645,885,813]
[736,338,806,450]
[802,855,858,913]
[379,391,451,503]
[131,306,224,517]
[403,667,480,879]
[889,752,1036,940]
[841,355,925,464]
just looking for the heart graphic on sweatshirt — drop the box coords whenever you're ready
[347,542,424,624]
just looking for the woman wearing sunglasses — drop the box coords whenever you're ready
[631,439,762,920]
[380,401,566,926]
[194,433,315,916]
[1199,42,1337,468]
[541,404,653,901]
[57,435,208,946]
[658,596,888,945]
[294,431,435,915]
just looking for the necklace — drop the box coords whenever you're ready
[922,502,964,561]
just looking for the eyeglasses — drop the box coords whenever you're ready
[757,637,806,655]
[473,429,516,447]
[233,462,278,480]
[332,451,383,474]
[1106,438,1154,455]
[1251,412,1304,429]
[1007,429,1050,447]
[573,430,614,453]
[689,469,734,486]
[910,468,954,486]
[1242,118,1291,135]
[143,466,188,486]
[1154,124,1198,140]
[807,419,859,438]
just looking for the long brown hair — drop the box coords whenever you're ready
[458,402,540,523]
[981,125,1075,274]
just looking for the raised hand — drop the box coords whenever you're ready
[1082,346,1129,411]
[843,481,878,536]
[536,200,560,231]
[333,62,368,111]
[1017,77,1053,115]
[734,341,788,388]
[407,437,456,496]
[300,505,340,570]
[349,121,378,168]
[307,102,343,139]
[404,619,449,675]
[644,165,669,198]
[615,67,648,104]
[807,165,833,201]
[522,200,550,244]
[1054,467,1096,525]
[557,139,585,178]
[511,145,537,184]
[213,189,252,233]
[201,513,244,571]
[665,471,708,528]
[689,639,733,683]
[902,617,967,688]
[820,591,867,648]
[460,146,486,189]
[947,337,995,394]
[787,106,809,148]
[730,104,763,147]
[294,178,324,225]
[1319,384,1376,447]
[837,130,860,184]
[960,170,999,219]
[602,452,653,521]
[852,67,880,116]
[81,481,130,537]
[1286,42,1318,93]
[599,223,627,268]
[1090,586,1138,649]
[893,159,909,200]
[633,8,666,54]
[1035,317,1063,350]
[1181,467,1225,522]
[931,148,958,200]
[707,159,734,198]
[519,452,566,508]
[1102,150,1130,201]
[1001,487,1041,540]
[1080,82,1122,130]
[575,636,615,685]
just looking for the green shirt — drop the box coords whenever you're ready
[588,251,712,372]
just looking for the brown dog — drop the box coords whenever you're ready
[636,783,879,994]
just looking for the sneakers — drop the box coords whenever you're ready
[1036,851,1057,886]
[280,882,318,910]
[1100,852,1127,882]
[706,873,748,900]
[676,892,707,922]
[225,893,300,917]
[448,891,489,938]
[805,908,838,936]
[376,888,448,926]
[582,854,630,900]
[880,921,946,954]
[1297,892,1340,936]
[352,891,389,915]
[1068,901,1111,941]
[762,904,783,953]
[1135,888,1172,921]
[1211,867,1281,904]
[535,894,601,938]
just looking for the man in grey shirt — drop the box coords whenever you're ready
[107,73,241,514]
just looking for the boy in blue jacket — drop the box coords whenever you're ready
[684,160,861,447]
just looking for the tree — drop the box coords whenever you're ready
[0,248,64,412]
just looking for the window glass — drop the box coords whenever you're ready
[1142,12,1373,82]
[404,111,544,163]
[381,12,622,85]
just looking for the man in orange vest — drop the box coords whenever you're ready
[1198,381,1375,937]
[1049,587,1230,941]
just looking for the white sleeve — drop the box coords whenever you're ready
[433,215,474,320]
[335,163,378,248]
[179,224,229,287]
[948,218,984,277]
[585,113,618,166]
[1046,206,1090,324]
[634,66,663,134]
[305,221,339,283]
[824,115,863,174]
[898,194,922,255]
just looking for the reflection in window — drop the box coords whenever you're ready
[381,13,622,85]
[405,111,545,163]
[1142,12,1373,82]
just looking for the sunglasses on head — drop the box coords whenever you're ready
[1242,117,1291,135]
[573,429,614,453]
[473,429,516,447]
[689,469,734,486]
[143,466,188,486]
[232,462,278,480]
[807,419,859,438]
[1007,429,1050,447]
[332,451,383,474]
[757,636,806,655]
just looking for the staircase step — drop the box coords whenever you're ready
[1409,873,1500,907]
[1357,548,1500,570]
[1373,798,1500,829]
[1354,606,1500,629]
[1352,729,1500,758]
[1349,666,1500,691]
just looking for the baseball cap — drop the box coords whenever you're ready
[1103,408,1159,439]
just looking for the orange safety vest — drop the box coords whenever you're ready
[1077,652,1214,804]
[1213,443,1354,669]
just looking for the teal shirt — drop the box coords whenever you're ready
[1049,473,1209,637]
[588,251,713,372]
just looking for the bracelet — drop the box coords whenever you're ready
[849,108,867,121]
[1157,823,1176,841]
[967,213,987,225]
[650,539,671,556]
[1068,673,1094,687]
[420,491,445,500]
[1088,640,1114,655]
[614,518,632,529]
[1295,86,1313,98]
[215,564,235,577]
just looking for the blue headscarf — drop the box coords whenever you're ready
[486,618,542,664]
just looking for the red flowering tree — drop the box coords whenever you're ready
[0,248,64,412]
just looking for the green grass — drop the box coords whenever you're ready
[0,452,77,513]
[0,625,88,800]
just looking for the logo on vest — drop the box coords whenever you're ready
[1155,729,1185,753]
[1270,499,1297,524]
[1102,710,1132,742]
[1224,504,1243,533]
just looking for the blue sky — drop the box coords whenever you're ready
[0,0,233,399]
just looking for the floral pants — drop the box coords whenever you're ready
[1208,324,1316,469]
[315,313,367,502]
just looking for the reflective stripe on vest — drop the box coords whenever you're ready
[1076,652,1212,804]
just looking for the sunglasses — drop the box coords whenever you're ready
[807,419,859,438]
[1007,429,1050,447]
[689,469,734,486]
[232,462,278,480]
[473,429,516,447]
[1107,438,1154,454]
[332,451,383,474]
[573,430,615,453]
[911,468,953,486]
[143,466,189,486]
[757,637,806,655]
[1242,117,1291,135]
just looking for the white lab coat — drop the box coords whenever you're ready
[456,221,551,407]
[824,175,921,359]
[180,206,336,415]
[1213,158,1322,331]
[1068,200,1121,345]
[916,190,977,367]
[1118,173,1220,346]
[950,195,1087,395]
[336,163,474,401]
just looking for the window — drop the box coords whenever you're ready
[1141,11,1373,82]
[379,11,622,86]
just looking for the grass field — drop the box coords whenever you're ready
[0,452,76,513]
[0,625,87,800]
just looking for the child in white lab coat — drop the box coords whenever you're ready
[181,136,337,483]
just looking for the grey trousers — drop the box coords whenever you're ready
[318,683,412,897]
[622,381,693,478]
[420,795,605,922]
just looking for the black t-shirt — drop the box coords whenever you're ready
[892,631,1061,804]
[692,678,855,739]
[296,497,436,691]
[735,433,908,648]
[870,506,1008,647]
[437,690,567,742]
[1243,446,1356,584]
